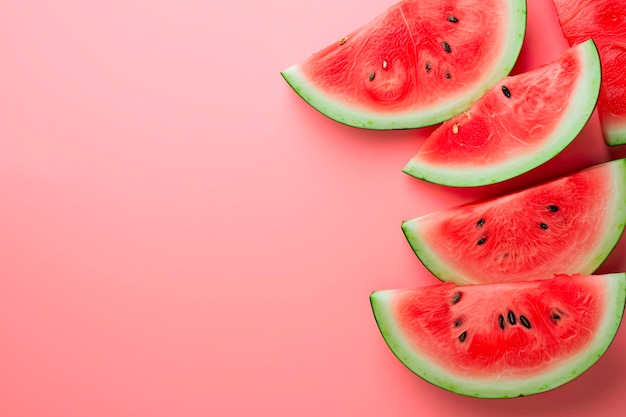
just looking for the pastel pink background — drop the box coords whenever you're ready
[1,0,625,416]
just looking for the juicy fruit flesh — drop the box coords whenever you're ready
[402,40,601,186]
[283,0,526,128]
[553,0,626,144]
[371,273,626,397]
[402,159,626,285]
[300,0,507,111]
[415,46,585,165]
[394,275,602,377]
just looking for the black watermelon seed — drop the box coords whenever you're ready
[502,85,511,98]
[445,72,452,79]
[540,223,549,230]
[548,205,559,212]
[451,291,463,304]
[447,16,459,23]
[454,319,463,327]
[368,72,376,81]
[477,237,487,245]
[476,218,485,228]
[507,310,516,325]
[520,315,531,329]
[551,312,561,322]
[498,314,505,330]
[459,331,467,342]
[442,42,452,53]
[425,62,432,73]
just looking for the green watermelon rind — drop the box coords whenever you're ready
[281,0,527,130]
[401,158,626,285]
[402,39,602,187]
[370,273,626,398]
[602,123,626,147]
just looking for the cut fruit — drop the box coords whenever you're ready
[282,0,526,129]
[552,0,626,146]
[402,40,601,186]
[402,158,626,285]
[370,273,626,398]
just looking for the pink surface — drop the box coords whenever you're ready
[1,1,625,416]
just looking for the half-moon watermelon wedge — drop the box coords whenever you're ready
[402,158,626,285]
[402,40,601,186]
[552,0,626,146]
[370,273,626,398]
[282,0,527,129]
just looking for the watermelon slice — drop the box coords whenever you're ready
[370,273,626,398]
[552,0,626,146]
[282,0,527,129]
[402,158,626,285]
[402,40,601,186]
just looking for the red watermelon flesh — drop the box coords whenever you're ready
[282,0,526,129]
[552,0,626,145]
[370,273,626,397]
[402,158,626,285]
[403,40,601,186]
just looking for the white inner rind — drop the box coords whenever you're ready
[402,39,602,186]
[281,0,527,130]
[370,273,626,398]
[401,158,626,285]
